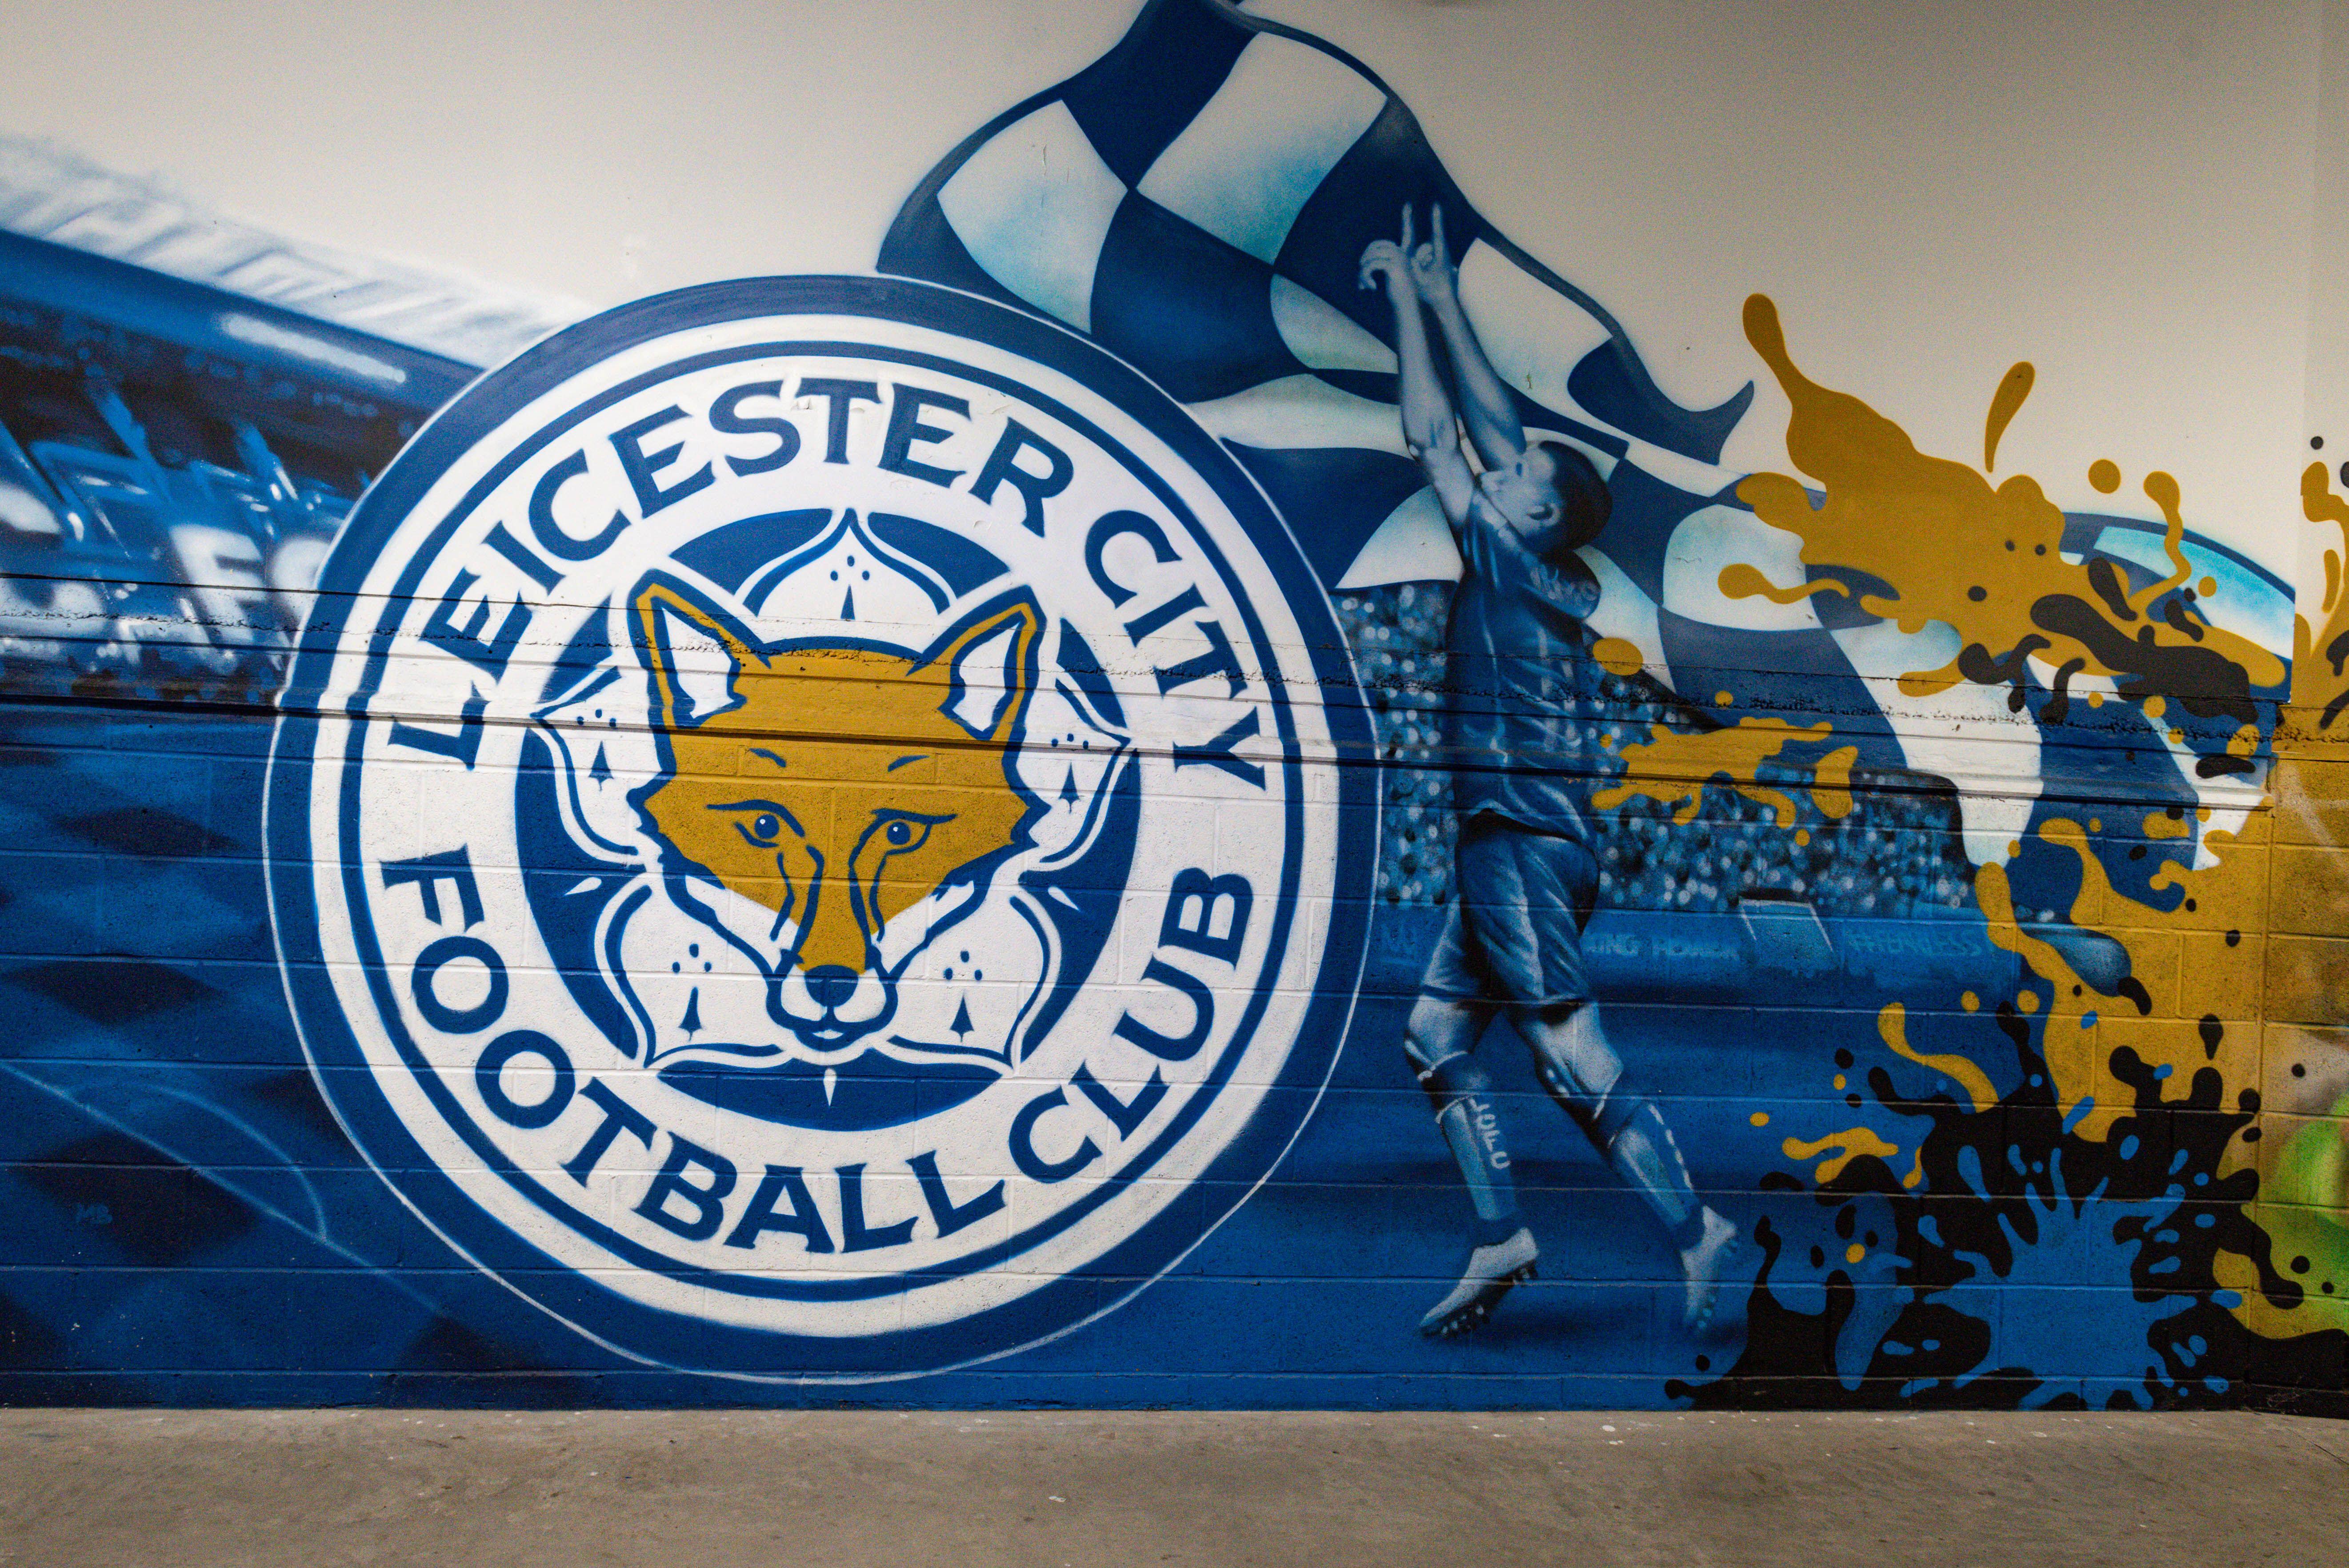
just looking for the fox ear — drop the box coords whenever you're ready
[924,595,1042,744]
[632,578,760,730]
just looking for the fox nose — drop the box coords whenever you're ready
[804,965,861,1012]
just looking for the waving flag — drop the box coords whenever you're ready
[874,0,1925,774]
[879,0,1749,589]
[881,0,2293,869]
[876,0,1931,814]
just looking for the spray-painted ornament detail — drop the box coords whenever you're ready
[265,276,1375,1379]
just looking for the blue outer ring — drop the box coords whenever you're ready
[265,274,1378,1381]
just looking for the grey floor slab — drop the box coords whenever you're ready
[1,1408,2344,1567]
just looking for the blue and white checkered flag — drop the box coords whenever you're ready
[881,0,2291,865]
[880,0,1749,580]
[877,2,1926,770]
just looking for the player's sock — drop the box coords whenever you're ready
[1416,1052,1522,1240]
[1413,1054,1537,1336]
[1582,1085,1747,1332]
[1577,1079,1701,1240]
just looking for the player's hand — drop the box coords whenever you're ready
[1409,204,1457,304]
[1358,238,1409,293]
[1360,204,1421,292]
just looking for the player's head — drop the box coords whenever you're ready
[1479,440,1611,559]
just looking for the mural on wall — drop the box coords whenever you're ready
[0,0,2341,1408]
[268,276,1372,1378]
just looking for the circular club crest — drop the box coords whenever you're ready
[267,277,1374,1379]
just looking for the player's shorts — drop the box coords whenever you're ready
[1419,814,1599,1010]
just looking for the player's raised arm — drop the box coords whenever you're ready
[1362,208,1475,529]
[1410,205,1527,473]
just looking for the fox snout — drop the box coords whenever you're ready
[774,960,891,1043]
[750,826,901,1045]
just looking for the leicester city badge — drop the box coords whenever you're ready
[265,277,1375,1379]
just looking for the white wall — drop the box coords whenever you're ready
[0,0,2330,575]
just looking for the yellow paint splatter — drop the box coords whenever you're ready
[1592,718,1855,828]
[1735,296,2285,700]
[1983,361,2034,472]
[1976,816,2266,1143]
[1781,1126,1901,1185]
[1724,302,2304,1340]
[1717,562,1849,606]
[1878,1000,1997,1114]
[1845,1243,1868,1266]
[2138,471,2193,604]
[2296,464,2349,729]
[1591,636,1646,678]
[1810,746,1858,818]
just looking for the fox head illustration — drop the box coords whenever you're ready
[627,574,1044,1054]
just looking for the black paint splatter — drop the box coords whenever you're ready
[1675,1013,2346,1413]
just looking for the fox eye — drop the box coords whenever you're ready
[732,812,784,848]
[871,815,936,856]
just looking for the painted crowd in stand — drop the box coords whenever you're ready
[0,0,2340,1408]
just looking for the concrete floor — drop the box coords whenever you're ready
[1,1408,2344,1567]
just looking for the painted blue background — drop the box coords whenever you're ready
[0,234,1790,1405]
[0,0,2339,1412]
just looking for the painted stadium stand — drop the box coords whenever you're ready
[0,230,474,701]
